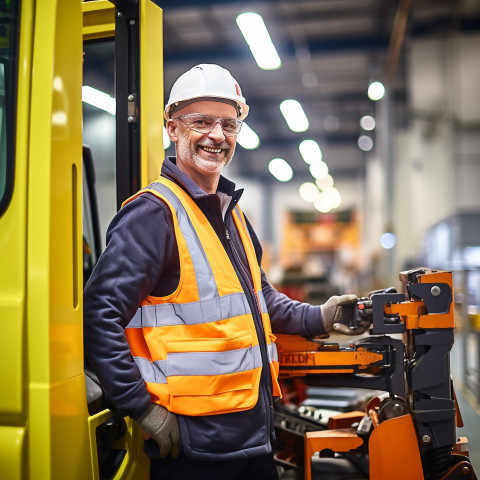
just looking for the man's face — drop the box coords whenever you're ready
[166,101,238,182]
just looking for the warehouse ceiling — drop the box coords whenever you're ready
[84,0,480,186]
[157,0,480,185]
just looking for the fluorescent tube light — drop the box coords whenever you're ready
[237,122,260,150]
[268,158,293,182]
[236,12,281,70]
[299,139,322,164]
[280,99,309,132]
[82,86,116,115]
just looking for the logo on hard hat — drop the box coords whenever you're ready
[235,83,242,97]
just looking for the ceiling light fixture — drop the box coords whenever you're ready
[299,139,322,164]
[360,115,376,131]
[237,122,260,150]
[82,85,116,115]
[280,99,309,132]
[236,12,281,70]
[309,161,329,180]
[268,158,293,182]
[357,135,374,152]
[380,232,396,249]
[368,81,385,101]
[314,187,342,213]
[316,174,334,190]
[299,182,319,203]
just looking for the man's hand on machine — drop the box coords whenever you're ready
[321,294,371,335]
[136,403,181,459]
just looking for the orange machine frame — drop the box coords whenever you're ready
[275,268,477,480]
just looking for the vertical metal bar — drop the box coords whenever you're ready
[114,2,140,210]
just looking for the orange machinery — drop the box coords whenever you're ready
[275,268,477,480]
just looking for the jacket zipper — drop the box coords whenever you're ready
[225,227,274,441]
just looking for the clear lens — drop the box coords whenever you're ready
[177,114,242,136]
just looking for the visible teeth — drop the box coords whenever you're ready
[202,146,222,153]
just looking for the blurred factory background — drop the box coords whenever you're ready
[84,0,480,290]
[82,1,480,456]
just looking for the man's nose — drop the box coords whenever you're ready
[208,121,226,141]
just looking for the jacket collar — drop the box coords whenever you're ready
[161,156,244,203]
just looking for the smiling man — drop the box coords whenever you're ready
[83,64,367,480]
[167,100,238,193]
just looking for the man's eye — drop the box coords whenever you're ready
[223,120,237,130]
[193,118,213,128]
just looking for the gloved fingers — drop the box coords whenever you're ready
[336,294,358,305]
[158,439,170,458]
[170,433,181,459]
[333,322,368,336]
[168,412,181,459]
[321,294,358,333]
[332,301,356,325]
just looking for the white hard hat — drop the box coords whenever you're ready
[165,64,249,120]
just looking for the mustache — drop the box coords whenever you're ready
[197,140,230,150]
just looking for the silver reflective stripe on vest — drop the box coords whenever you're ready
[132,345,263,384]
[148,182,218,300]
[267,342,278,363]
[257,290,268,314]
[134,357,167,383]
[168,345,262,376]
[127,291,251,327]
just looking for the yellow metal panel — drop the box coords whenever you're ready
[87,410,150,480]
[140,0,164,186]
[0,2,34,477]
[82,0,115,41]
[0,0,35,431]
[0,427,25,480]
[26,0,89,478]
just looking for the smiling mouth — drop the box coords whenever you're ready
[200,146,223,154]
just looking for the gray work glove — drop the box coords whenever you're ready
[136,403,181,459]
[321,294,368,336]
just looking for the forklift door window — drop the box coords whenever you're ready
[0,1,20,216]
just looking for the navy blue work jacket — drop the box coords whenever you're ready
[83,157,326,460]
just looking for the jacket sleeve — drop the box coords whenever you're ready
[243,216,327,337]
[83,194,176,419]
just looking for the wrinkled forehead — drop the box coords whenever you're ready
[171,99,238,118]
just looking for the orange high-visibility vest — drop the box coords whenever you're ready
[123,177,281,416]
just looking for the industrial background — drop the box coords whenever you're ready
[82,1,480,470]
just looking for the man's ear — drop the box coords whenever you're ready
[166,119,178,143]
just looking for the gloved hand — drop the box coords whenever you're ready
[136,403,181,459]
[321,294,369,336]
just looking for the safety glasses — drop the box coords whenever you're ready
[175,114,243,137]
